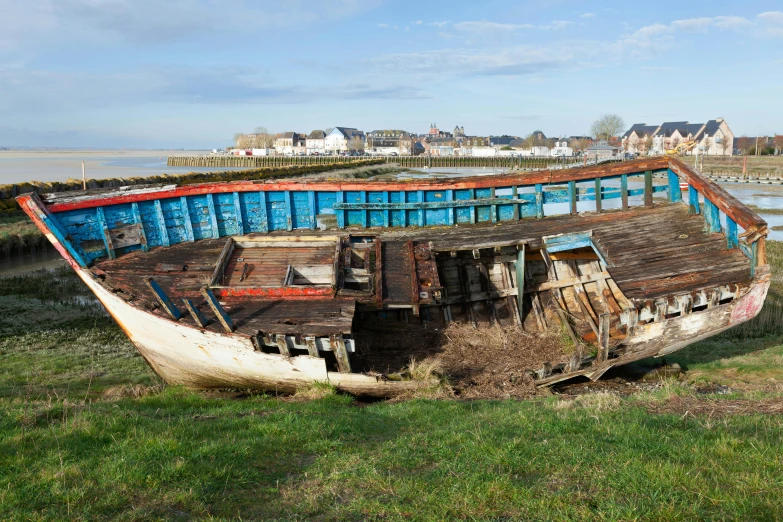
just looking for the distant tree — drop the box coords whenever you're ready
[251,127,276,148]
[234,133,251,149]
[642,136,653,154]
[349,136,364,152]
[590,114,625,142]
[670,136,681,152]
[720,133,731,156]
[702,137,713,156]
[500,146,513,151]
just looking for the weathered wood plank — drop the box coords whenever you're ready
[182,298,209,327]
[200,286,235,333]
[147,278,181,320]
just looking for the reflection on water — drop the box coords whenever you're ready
[0,246,66,276]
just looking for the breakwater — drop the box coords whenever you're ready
[168,155,582,169]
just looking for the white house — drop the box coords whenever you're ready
[306,130,326,155]
[274,132,303,155]
[532,146,550,157]
[550,140,574,157]
[325,127,365,153]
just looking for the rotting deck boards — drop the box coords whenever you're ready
[91,202,751,338]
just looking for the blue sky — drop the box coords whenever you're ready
[1,0,782,148]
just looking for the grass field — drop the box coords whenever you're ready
[0,244,782,520]
[702,156,783,178]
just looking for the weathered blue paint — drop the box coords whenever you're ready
[535,184,544,218]
[360,191,368,228]
[131,202,149,252]
[147,278,181,320]
[689,185,700,215]
[667,169,683,203]
[446,189,455,225]
[334,197,532,211]
[490,187,498,223]
[232,192,244,235]
[417,190,425,227]
[703,199,721,234]
[153,200,170,247]
[726,216,738,249]
[95,206,116,259]
[544,232,594,252]
[382,191,390,227]
[644,170,653,207]
[180,197,195,242]
[568,181,577,214]
[258,191,269,233]
[206,194,219,238]
[201,286,235,332]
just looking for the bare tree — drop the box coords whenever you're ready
[642,136,653,154]
[702,137,713,156]
[590,114,625,142]
[251,127,276,148]
[570,139,585,153]
[720,133,731,156]
[348,136,364,152]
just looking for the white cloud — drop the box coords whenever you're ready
[378,23,389,28]
[580,13,595,19]
[429,21,451,27]
[542,20,574,30]
[453,21,534,32]
[758,11,783,37]
[413,20,423,25]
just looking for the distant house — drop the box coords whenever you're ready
[305,130,326,155]
[775,135,783,156]
[622,118,734,156]
[428,136,457,156]
[274,132,303,155]
[325,127,365,153]
[489,135,517,147]
[366,130,413,155]
[586,143,621,158]
[453,125,465,138]
[550,140,574,157]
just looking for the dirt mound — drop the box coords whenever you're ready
[644,396,783,417]
[353,318,571,399]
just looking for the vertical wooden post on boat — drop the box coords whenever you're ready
[598,313,610,363]
[95,207,116,259]
[200,286,235,333]
[258,191,269,233]
[399,190,407,227]
[307,191,316,230]
[407,240,420,316]
[644,171,653,207]
[620,174,629,210]
[594,178,602,213]
[180,197,194,242]
[336,191,345,229]
[153,199,170,247]
[275,334,291,357]
[305,337,319,357]
[131,202,149,252]
[511,186,519,220]
[515,244,525,321]
[232,192,244,235]
[182,298,209,327]
[81,161,86,190]
[688,186,700,215]
[469,188,476,224]
[284,191,293,231]
[704,199,721,234]
[360,191,368,228]
[726,217,738,249]
[330,334,352,373]
[206,194,219,238]
[417,190,425,227]
[568,181,577,214]
[667,169,682,202]
[446,189,455,225]
[490,187,498,223]
[147,278,181,320]
[382,191,390,227]
[535,184,544,218]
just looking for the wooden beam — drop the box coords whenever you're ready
[307,191,316,230]
[515,244,525,323]
[726,216,738,249]
[688,185,700,215]
[95,207,116,259]
[206,194,219,238]
[568,181,577,214]
[667,169,682,202]
[200,286,235,333]
[210,238,234,286]
[284,191,293,231]
[330,334,351,373]
[182,298,209,327]
[275,334,291,357]
[596,313,610,363]
[305,337,320,357]
[644,170,653,207]
[594,178,602,213]
[258,191,269,233]
[131,202,148,252]
[233,192,244,235]
[180,197,194,242]
[620,174,628,210]
[146,278,181,320]
[153,199,170,247]
[535,183,544,218]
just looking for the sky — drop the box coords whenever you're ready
[1,0,782,149]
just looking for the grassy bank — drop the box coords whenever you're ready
[702,156,783,178]
[0,248,782,520]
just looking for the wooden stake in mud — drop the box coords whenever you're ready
[82,161,86,190]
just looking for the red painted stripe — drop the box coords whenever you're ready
[46,158,670,213]
[213,286,335,298]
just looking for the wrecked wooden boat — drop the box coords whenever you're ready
[17,157,770,396]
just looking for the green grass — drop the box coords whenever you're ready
[0,214,43,251]
[746,205,783,216]
[1,248,783,520]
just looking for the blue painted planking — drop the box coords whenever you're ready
[689,186,700,215]
[153,200,170,247]
[446,190,454,225]
[316,191,336,215]
[131,202,149,252]
[424,190,448,226]
[568,181,577,214]
[185,195,214,240]
[490,187,498,223]
[213,192,240,236]
[284,191,293,231]
[476,188,491,223]
[180,197,195,242]
[382,192,390,227]
[667,169,683,203]
[266,191,289,231]
[345,191,364,227]
[290,191,311,230]
[726,216,738,249]
[160,198,186,245]
[390,191,404,227]
[233,192,244,235]
[454,189,473,224]
[201,287,235,332]
[361,191,368,228]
